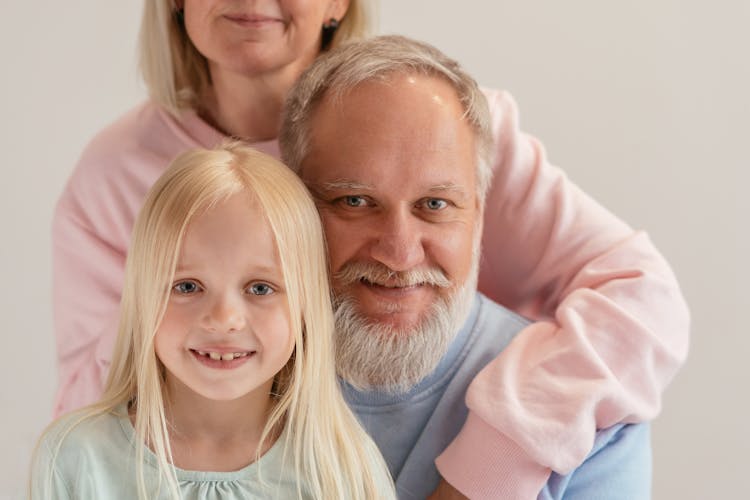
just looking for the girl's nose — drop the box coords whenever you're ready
[204,294,246,333]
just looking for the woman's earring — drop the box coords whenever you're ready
[174,8,185,26]
[321,18,340,50]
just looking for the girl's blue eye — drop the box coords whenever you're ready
[425,198,448,210]
[249,283,274,296]
[173,280,200,294]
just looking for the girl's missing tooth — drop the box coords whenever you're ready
[30,143,395,499]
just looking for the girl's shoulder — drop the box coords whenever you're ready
[30,407,135,498]
[31,411,320,499]
[37,407,131,463]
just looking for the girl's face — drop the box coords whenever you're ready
[183,0,350,78]
[155,193,294,402]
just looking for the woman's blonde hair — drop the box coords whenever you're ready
[35,142,393,499]
[138,1,372,114]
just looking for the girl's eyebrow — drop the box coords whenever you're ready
[173,263,282,276]
[250,264,283,276]
[173,263,191,273]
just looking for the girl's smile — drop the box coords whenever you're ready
[190,348,256,367]
[154,192,294,402]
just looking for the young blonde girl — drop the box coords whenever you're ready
[31,142,395,499]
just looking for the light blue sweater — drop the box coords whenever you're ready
[343,293,651,499]
[30,407,310,499]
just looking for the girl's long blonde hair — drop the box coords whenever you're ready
[37,142,394,499]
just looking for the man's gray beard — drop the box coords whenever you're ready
[333,261,478,394]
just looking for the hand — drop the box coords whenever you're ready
[426,478,469,500]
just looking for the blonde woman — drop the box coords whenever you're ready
[34,142,395,499]
[53,0,689,496]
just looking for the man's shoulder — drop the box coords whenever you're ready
[474,292,531,333]
[456,293,530,364]
[541,423,652,500]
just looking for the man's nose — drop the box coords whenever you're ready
[203,294,246,333]
[369,210,425,272]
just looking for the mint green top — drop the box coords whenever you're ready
[30,406,309,499]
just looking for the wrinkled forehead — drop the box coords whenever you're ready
[313,71,469,131]
[301,73,478,189]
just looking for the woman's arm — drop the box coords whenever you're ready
[51,189,125,417]
[435,89,689,499]
[50,103,193,417]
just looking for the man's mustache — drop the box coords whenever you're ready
[333,261,451,288]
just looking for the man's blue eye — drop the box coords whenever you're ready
[249,283,274,296]
[173,281,199,294]
[344,196,366,207]
[425,199,448,210]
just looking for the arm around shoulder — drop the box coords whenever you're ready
[436,89,688,498]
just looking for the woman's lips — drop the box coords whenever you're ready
[223,13,283,27]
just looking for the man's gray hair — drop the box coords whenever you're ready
[280,35,494,201]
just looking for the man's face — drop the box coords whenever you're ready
[302,73,480,330]
[299,73,482,389]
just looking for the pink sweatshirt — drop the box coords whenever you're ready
[52,89,689,499]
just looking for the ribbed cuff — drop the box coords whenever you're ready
[435,412,551,500]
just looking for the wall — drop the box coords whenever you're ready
[1,1,747,498]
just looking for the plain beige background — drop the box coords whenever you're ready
[1,1,747,499]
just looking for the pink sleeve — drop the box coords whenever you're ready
[51,177,125,417]
[435,89,690,498]
[49,103,230,418]
[50,108,158,418]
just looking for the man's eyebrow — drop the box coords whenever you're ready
[313,179,375,192]
[428,183,470,197]
[307,180,471,197]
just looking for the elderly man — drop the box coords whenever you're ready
[280,36,653,499]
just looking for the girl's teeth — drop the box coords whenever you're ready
[199,351,249,361]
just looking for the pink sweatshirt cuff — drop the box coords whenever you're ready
[435,412,551,500]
